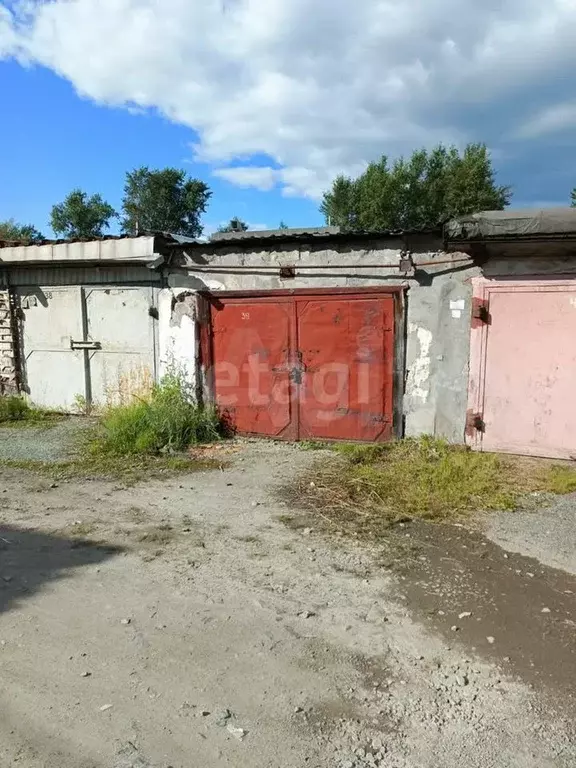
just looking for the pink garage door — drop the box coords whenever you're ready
[467,280,576,459]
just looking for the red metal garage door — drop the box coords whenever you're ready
[205,291,396,441]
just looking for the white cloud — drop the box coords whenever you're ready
[213,166,278,191]
[517,101,576,139]
[2,0,576,197]
[0,5,17,57]
[213,164,354,199]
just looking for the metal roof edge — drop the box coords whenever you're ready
[166,227,441,250]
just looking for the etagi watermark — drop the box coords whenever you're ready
[211,356,377,423]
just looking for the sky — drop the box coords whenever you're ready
[1,0,576,237]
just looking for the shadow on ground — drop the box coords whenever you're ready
[395,521,576,708]
[0,524,121,615]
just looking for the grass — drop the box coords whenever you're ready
[540,464,576,495]
[91,374,222,456]
[68,521,98,537]
[0,395,64,427]
[0,375,228,482]
[138,525,176,546]
[0,453,224,483]
[286,436,576,538]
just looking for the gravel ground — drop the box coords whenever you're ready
[0,418,92,462]
[0,440,574,768]
[486,496,576,576]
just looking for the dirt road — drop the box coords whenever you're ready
[0,441,575,767]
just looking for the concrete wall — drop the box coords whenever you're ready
[158,283,198,391]
[161,236,478,442]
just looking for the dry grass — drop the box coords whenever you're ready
[68,521,99,537]
[0,453,225,483]
[286,437,576,539]
[138,525,176,546]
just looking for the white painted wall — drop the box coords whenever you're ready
[158,286,197,387]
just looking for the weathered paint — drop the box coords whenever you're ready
[405,324,432,403]
[158,286,198,389]
[206,292,396,441]
[210,297,296,438]
[17,286,86,409]
[85,287,156,406]
[16,285,157,410]
[163,238,478,442]
[468,278,576,459]
[297,295,395,441]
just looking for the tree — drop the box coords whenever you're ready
[278,220,289,229]
[0,219,44,243]
[51,189,116,239]
[571,188,576,207]
[320,143,511,231]
[320,175,359,229]
[217,216,249,233]
[121,167,211,237]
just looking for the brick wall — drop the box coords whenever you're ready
[0,290,18,395]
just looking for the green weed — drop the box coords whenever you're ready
[91,373,222,456]
[287,437,576,537]
[539,464,576,495]
[0,395,63,425]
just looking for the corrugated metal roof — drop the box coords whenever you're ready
[0,233,141,249]
[0,226,439,265]
[0,234,159,265]
[0,231,190,250]
[187,227,438,249]
[210,226,340,242]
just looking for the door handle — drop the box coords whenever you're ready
[70,340,102,350]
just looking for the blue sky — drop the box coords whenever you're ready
[2,0,576,238]
[0,61,321,236]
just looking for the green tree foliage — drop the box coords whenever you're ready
[320,175,359,229]
[217,216,249,233]
[121,167,211,237]
[571,188,576,207]
[278,220,289,229]
[51,189,116,239]
[320,144,511,231]
[0,219,44,243]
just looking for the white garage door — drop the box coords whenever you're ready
[18,285,157,411]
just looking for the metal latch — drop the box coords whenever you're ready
[471,298,490,325]
[70,340,102,350]
[289,351,306,385]
[466,411,485,433]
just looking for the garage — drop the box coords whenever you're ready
[201,290,399,442]
[0,235,168,411]
[467,278,576,459]
[17,284,157,410]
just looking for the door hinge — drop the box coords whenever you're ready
[466,411,485,433]
[471,298,491,326]
[195,296,212,327]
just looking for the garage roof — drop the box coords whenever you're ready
[0,233,188,265]
[446,208,576,241]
